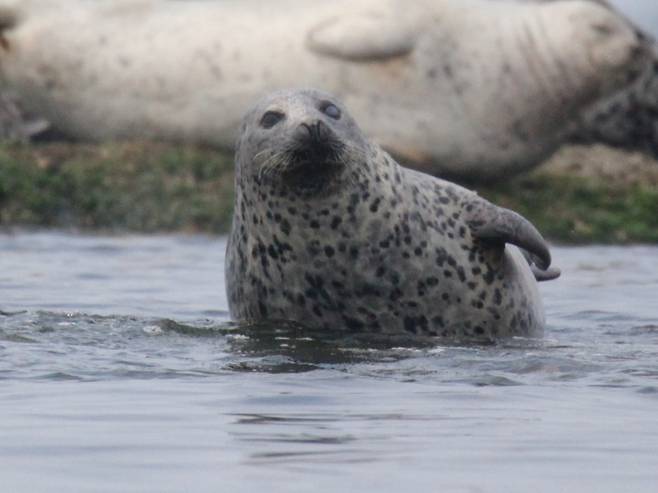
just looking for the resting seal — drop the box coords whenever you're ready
[0,0,654,179]
[225,90,559,340]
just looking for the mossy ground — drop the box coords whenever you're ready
[0,141,235,233]
[0,141,656,243]
[478,173,658,244]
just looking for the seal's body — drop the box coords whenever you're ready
[226,90,558,340]
[0,0,652,179]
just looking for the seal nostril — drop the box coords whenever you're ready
[297,122,314,142]
[298,120,329,144]
[315,120,330,142]
[312,122,321,142]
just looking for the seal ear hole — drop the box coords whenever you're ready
[320,101,341,120]
[260,111,285,129]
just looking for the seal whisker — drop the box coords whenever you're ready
[257,149,290,182]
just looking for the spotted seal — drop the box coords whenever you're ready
[0,0,654,179]
[225,89,559,340]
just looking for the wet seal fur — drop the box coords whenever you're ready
[0,0,655,179]
[226,89,559,341]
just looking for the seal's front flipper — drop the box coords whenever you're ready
[306,13,416,62]
[466,200,553,272]
[530,264,561,282]
[520,248,561,282]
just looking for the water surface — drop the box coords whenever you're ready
[1,232,657,492]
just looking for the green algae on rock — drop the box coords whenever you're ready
[478,145,658,244]
[0,141,656,243]
[0,141,234,232]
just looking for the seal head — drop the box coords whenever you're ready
[235,89,369,198]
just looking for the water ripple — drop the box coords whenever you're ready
[1,233,657,493]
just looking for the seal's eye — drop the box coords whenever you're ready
[321,102,341,120]
[261,111,284,129]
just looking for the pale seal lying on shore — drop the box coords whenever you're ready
[0,0,655,179]
[225,89,559,340]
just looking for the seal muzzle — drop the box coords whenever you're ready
[283,119,345,193]
[294,120,334,159]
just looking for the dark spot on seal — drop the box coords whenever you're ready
[280,218,291,235]
[343,316,365,332]
[404,317,418,334]
[370,198,381,213]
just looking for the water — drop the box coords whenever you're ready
[1,232,657,493]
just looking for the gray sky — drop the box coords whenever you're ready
[609,0,658,37]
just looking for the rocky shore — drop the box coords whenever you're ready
[0,141,656,243]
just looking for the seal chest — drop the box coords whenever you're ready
[226,89,559,340]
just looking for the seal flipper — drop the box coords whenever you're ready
[306,13,416,62]
[466,200,552,272]
[530,264,561,282]
[520,248,561,282]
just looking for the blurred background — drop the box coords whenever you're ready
[0,0,657,243]
[609,0,658,36]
